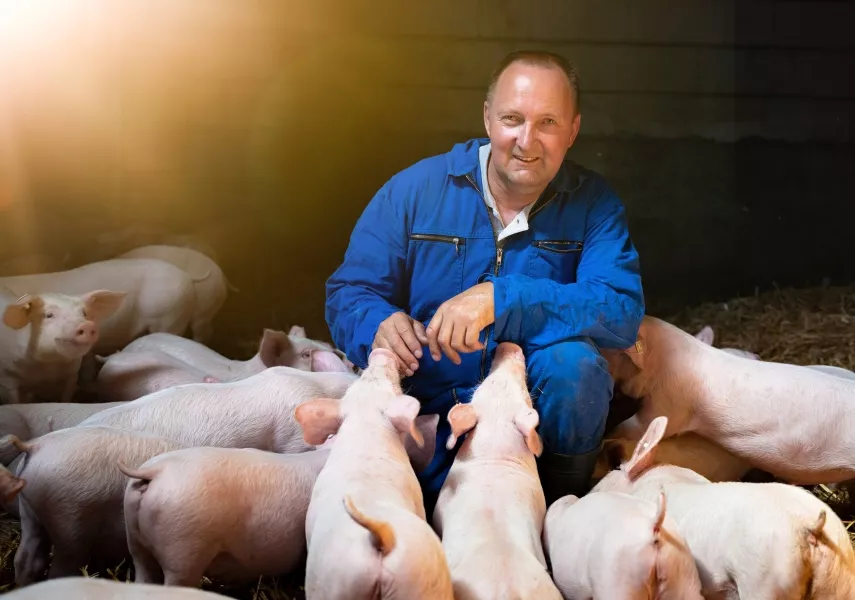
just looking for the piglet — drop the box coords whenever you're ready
[543,491,703,599]
[1,258,202,355]
[78,367,357,453]
[432,342,560,600]
[93,349,218,402]
[119,446,330,586]
[0,287,126,403]
[806,364,855,382]
[122,327,349,380]
[695,326,855,381]
[594,416,855,599]
[694,325,760,360]
[606,315,855,485]
[0,401,125,464]
[593,431,751,482]
[9,426,184,586]
[116,244,233,343]
[0,462,25,502]
[295,347,453,600]
[2,578,228,599]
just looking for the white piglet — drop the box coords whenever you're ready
[594,416,855,599]
[0,258,204,355]
[78,367,357,453]
[0,286,126,403]
[606,315,855,485]
[593,432,751,483]
[295,347,453,600]
[2,577,228,599]
[122,327,349,380]
[117,245,235,343]
[543,491,703,599]
[432,342,561,600]
[10,426,184,586]
[120,446,331,586]
[93,349,219,402]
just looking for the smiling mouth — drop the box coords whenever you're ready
[513,156,539,164]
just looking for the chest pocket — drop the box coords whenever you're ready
[407,233,466,316]
[528,239,583,283]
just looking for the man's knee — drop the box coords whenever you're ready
[531,338,613,401]
[527,338,613,455]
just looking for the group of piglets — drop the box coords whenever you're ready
[293,341,560,599]
[0,243,368,595]
[570,314,855,598]
[0,243,354,407]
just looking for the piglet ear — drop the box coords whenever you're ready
[82,290,127,322]
[624,416,667,481]
[294,398,342,445]
[694,325,715,346]
[446,404,478,450]
[2,295,41,330]
[259,329,294,367]
[514,407,543,457]
[385,395,423,447]
[288,325,307,338]
[404,414,439,473]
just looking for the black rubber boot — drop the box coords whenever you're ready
[537,445,602,507]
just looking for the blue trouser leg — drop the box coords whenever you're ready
[526,337,614,456]
[415,387,472,520]
[527,337,614,504]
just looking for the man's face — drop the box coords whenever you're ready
[483,62,581,195]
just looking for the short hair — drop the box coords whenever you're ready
[486,50,580,111]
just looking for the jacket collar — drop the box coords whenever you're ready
[446,137,584,194]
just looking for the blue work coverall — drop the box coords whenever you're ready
[325,137,645,510]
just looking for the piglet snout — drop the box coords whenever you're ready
[312,350,350,373]
[73,321,98,345]
[493,342,525,366]
[368,348,397,365]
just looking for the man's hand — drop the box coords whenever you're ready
[426,282,495,365]
[372,312,429,377]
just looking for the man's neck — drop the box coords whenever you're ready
[486,157,546,217]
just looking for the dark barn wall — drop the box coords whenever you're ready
[0,0,853,354]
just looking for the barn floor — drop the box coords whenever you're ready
[0,282,853,597]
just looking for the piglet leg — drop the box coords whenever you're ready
[14,497,51,585]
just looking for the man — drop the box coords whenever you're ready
[325,50,645,511]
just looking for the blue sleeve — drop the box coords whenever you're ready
[325,181,409,369]
[483,181,645,352]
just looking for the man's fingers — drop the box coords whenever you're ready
[463,325,485,352]
[437,321,461,365]
[450,322,468,354]
[396,321,423,362]
[387,334,417,376]
[412,319,429,345]
[426,311,444,362]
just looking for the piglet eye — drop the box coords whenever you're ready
[82,309,88,318]
[45,312,54,319]
[301,350,312,359]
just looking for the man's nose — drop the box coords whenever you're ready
[516,122,534,150]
